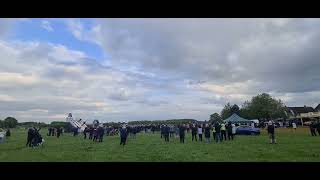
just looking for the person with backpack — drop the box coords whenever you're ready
[197,125,203,142]
[267,121,277,144]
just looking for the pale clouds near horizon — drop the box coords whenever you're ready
[0,18,320,123]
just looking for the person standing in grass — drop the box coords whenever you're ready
[227,122,233,140]
[292,122,297,131]
[316,121,320,136]
[220,122,227,141]
[214,123,222,143]
[232,123,236,139]
[56,127,62,138]
[164,125,170,142]
[212,124,216,141]
[310,122,317,136]
[175,125,179,139]
[197,125,203,142]
[267,121,277,144]
[179,124,186,143]
[204,124,211,144]
[120,125,128,146]
[191,124,197,142]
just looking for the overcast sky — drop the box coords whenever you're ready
[1,18,320,123]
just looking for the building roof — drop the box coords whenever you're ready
[223,113,253,123]
[315,104,320,111]
[286,106,315,115]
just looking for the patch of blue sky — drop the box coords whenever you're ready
[11,18,105,62]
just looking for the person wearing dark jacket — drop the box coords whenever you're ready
[214,123,222,143]
[56,127,62,138]
[93,128,98,142]
[6,129,10,137]
[191,124,197,142]
[89,127,93,140]
[317,121,320,136]
[164,125,170,142]
[83,127,88,139]
[98,126,105,142]
[120,126,128,146]
[310,122,317,136]
[204,124,211,143]
[267,121,277,144]
[227,122,233,140]
[26,128,35,147]
[179,125,186,143]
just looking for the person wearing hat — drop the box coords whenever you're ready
[120,125,128,146]
[267,121,277,144]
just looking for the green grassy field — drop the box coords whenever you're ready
[0,128,319,162]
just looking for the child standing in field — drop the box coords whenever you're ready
[267,121,277,144]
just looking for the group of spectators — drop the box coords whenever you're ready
[47,127,63,138]
[160,122,237,143]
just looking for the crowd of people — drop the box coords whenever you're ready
[47,127,63,138]
[159,122,237,144]
[26,127,44,147]
[24,119,320,149]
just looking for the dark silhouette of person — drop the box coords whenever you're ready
[26,128,35,147]
[89,127,93,139]
[179,125,186,143]
[191,124,197,142]
[214,123,222,143]
[120,126,128,146]
[317,121,320,136]
[98,126,105,142]
[310,122,317,136]
[227,122,233,140]
[93,128,98,142]
[164,125,170,142]
[6,129,10,137]
[83,127,88,139]
[56,127,61,138]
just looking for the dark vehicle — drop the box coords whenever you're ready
[236,126,260,135]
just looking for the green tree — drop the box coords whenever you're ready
[231,104,240,115]
[241,93,287,121]
[209,113,222,124]
[221,103,232,119]
[3,117,18,128]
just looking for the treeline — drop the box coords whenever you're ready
[210,93,288,123]
[0,117,18,128]
[127,119,198,125]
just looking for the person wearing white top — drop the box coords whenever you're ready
[220,123,226,141]
[197,125,203,141]
[292,122,297,131]
[231,124,236,138]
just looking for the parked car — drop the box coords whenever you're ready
[236,126,260,135]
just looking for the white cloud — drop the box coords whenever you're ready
[41,20,54,32]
